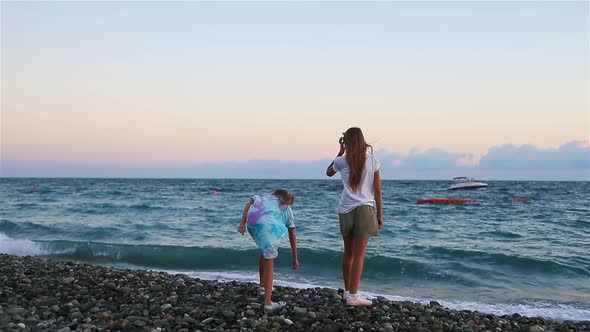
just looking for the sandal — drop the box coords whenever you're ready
[342,290,350,301]
[346,294,372,307]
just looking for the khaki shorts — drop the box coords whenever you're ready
[339,205,379,238]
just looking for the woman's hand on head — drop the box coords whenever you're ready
[338,137,346,155]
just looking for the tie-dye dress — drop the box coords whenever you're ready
[246,194,295,259]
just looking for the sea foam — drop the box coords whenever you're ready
[0,233,46,256]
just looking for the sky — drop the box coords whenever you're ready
[1,1,588,180]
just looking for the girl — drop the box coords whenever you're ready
[326,127,383,307]
[238,189,299,312]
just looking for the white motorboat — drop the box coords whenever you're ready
[448,177,488,190]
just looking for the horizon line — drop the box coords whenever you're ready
[1,176,588,182]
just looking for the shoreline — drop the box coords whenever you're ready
[0,254,588,332]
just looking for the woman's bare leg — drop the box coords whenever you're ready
[342,235,353,292]
[349,237,369,294]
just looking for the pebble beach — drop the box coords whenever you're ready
[1,254,588,332]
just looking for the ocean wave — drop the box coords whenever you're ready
[0,220,55,235]
[128,203,166,210]
[0,233,48,256]
[478,230,524,239]
[390,197,415,204]
[0,220,130,242]
[65,202,166,214]
[175,270,590,321]
[2,234,587,283]
[0,235,454,281]
[434,299,590,322]
[424,246,589,276]
[1,233,589,321]
[13,202,41,209]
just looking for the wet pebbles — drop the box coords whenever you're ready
[0,254,588,331]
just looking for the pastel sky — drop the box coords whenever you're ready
[1,1,588,179]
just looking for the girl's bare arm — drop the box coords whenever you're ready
[238,199,253,235]
[288,228,299,270]
[374,170,383,229]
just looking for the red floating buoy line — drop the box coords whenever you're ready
[417,198,533,204]
[417,198,475,204]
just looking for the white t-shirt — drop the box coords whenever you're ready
[332,153,380,214]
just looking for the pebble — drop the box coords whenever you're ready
[37,297,59,306]
[293,306,308,315]
[221,309,235,318]
[149,284,163,292]
[0,254,587,332]
[529,325,545,332]
[61,277,75,284]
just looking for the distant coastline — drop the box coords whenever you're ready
[1,177,589,182]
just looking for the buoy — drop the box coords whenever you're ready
[210,190,217,195]
[32,184,38,190]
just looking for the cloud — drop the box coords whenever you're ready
[455,154,480,167]
[479,141,589,170]
[2,141,588,180]
[375,148,479,173]
[371,141,589,180]
[373,140,589,172]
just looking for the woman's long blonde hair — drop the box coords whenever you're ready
[343,127,373,192]
[273,188,295,205]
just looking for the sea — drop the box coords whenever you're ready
[0,178,588,321]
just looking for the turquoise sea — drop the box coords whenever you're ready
[0,178,588,321]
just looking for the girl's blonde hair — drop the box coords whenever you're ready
[343,127,373,193]
[273,188,295,206]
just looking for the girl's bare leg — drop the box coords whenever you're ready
[259,254,264,288]
[262,258,274,305]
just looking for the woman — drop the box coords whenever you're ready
[326,127,383,307]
